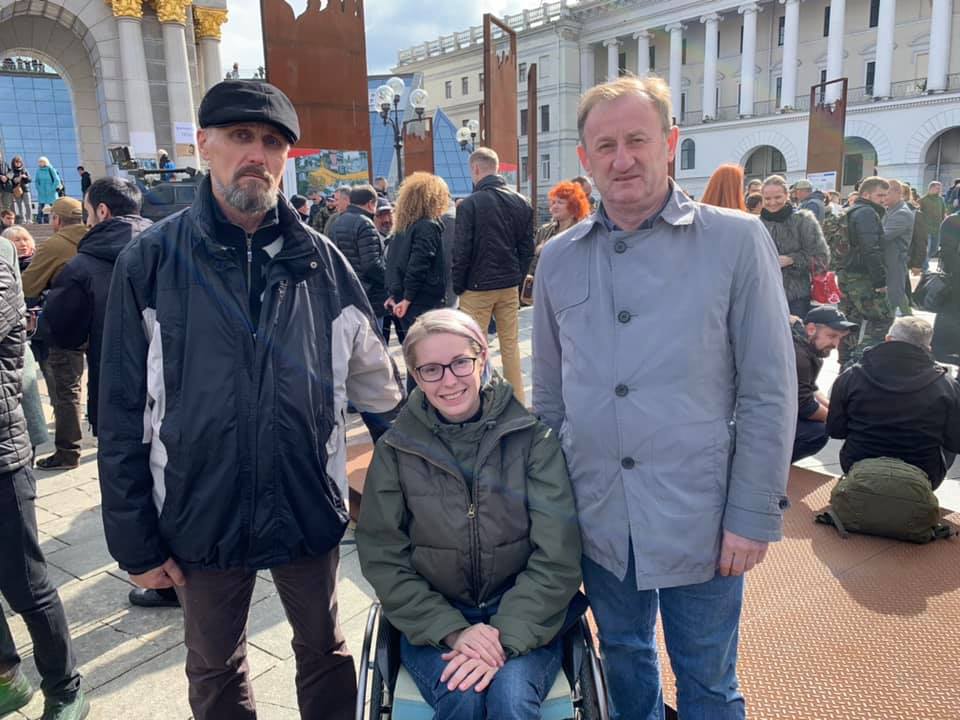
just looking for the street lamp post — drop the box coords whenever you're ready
[457,119,480,152]
[376,77,428,182]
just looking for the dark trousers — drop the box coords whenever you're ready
[399,303,440,394]
[0,466,80,700]
[175,548,356,720]
[792,419,829,463]
[40,348,84,462]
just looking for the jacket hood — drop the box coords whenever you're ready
[402,373,527,442]
[79,215,153,262]
[858,341,946,393]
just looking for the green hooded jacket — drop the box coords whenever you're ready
[356,374,582,657]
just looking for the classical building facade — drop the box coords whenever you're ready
[0,0,228,181]
[395,0,960,201]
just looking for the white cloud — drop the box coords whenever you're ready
[220,0,534,77]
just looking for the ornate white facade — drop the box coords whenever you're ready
[396,0,960,200]
[0,0,228,179]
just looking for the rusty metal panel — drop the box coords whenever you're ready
[403,117,434,177]
[261,0,371,159]
[482,14,519,180]
[806,78,847,187]
[527,63,538,206]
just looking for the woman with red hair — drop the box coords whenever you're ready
[701,163,748,212]
[521,181,590,303]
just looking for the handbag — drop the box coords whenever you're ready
[810,259,842,305]
[914,271,952,312]
[12,184,23,199]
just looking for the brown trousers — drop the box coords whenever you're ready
[175,548,356,720]
[39,348,84,462]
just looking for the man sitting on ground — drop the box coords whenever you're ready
[792,307,857,462]
[827,316,960,489]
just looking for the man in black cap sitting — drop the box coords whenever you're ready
[97,80,403,720]
[792,306,857,463]
[828,316,960,489]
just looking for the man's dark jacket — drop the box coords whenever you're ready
[800,191,826,223]
[0,253,30,473]
[97,176,402,574]
[385,218,446,309]
[845,198,887,289]
[330,204,387,314]
[792,321,823,420]
[826,340,960,488]
[80,171,92,195]
[453,175,534,295]
[42,215,153,434]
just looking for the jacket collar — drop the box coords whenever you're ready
[188,174,323,280]
[474,174,507,192]
[346,204,374,219]
[587,180,695,235]
[854,197,885,218]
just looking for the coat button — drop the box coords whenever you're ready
[617,310,631,324]
[615,384,629,397]
[309,261,318,269]
[621,457,635,470]
[778,497,790,510]
[614,240,627,254]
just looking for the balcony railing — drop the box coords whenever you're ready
[678,74,956,127]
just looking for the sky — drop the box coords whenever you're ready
[220,0,536,77]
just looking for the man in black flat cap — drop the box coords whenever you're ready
[97,80,403,720]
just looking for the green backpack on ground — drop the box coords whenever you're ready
[815,457,955,543]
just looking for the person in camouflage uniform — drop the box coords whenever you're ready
[838,176,893,368]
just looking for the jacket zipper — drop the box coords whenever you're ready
[246,233,253,328]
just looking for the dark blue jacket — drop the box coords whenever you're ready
[97,176,403,574]
[43,215,153,434]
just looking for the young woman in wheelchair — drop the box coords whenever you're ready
[357,308,583,719]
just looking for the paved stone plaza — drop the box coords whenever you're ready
[5,306,959,719]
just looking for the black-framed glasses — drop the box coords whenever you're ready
[415,356,479,383]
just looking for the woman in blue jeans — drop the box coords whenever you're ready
[357,309,582,719]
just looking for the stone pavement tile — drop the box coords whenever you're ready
[250,657,300,713]
[33,464,99,498]
[33,504,63,527]
[84,643,191,720]
[34,486,99,517]
[35,529,69,557]
[44,527,114,581]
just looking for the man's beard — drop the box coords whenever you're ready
[214,165,279,215]
[809,340,833,358]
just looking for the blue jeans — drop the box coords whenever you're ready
[400,602,562,720]
[792,418,829,463]
[582,548,745,720]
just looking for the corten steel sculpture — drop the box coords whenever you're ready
[482,14,519,179]
[403,117,435,177]
[526,63,538,207]
[261,0,371,169]
[806,78,848,189]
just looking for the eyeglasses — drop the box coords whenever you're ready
[415,356,479,383]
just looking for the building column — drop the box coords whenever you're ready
[194,7,228,94]
[580,43,596,91]
[110,0,158,160]
[634,30,651,77]
[871,0,895,98]
[738,3,760,117]
[927,0,953,92]
[779,0,801,109]
[604,38,620,82]
[155,0,198,168]
[825,0,846,102]
[700,14,721,120]
[665,23,685,120]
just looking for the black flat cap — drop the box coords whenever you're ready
[198,80,300,144]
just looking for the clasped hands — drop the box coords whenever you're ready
[440,623,506,693]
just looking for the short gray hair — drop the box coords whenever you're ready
[577,75,673,142]
[888,316,933,349]
[469,147,499,173]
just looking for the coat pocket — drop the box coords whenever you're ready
[410,544,471,603]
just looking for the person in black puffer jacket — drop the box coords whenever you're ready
[42,177,152,436]
[453,148,534,404]
[329,183,387,316]
[932,210,960,365]
[0,237,90,718]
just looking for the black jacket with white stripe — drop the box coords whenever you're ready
[97,176,403,574]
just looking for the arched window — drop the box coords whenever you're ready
[680,138,695,170]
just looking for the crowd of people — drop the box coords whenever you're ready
[0,73,957,720]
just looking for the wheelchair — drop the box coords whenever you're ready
[355,599,610,720]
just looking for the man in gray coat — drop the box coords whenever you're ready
[532,76,796,720]
[882,179,915,315]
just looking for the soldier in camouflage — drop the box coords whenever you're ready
[837,176,893,368]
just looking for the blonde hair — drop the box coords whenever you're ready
[1,226,36,253]
[469,147,499,173]
[577,75,673,142]
[402,309,489,379]
[393,172,450,233]
[761,174,790,193]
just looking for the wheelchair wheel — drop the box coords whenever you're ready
[574,617,610,720]
[356,604,392,720]
[368,660,387,720]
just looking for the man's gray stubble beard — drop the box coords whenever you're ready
[214,173,279,216]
